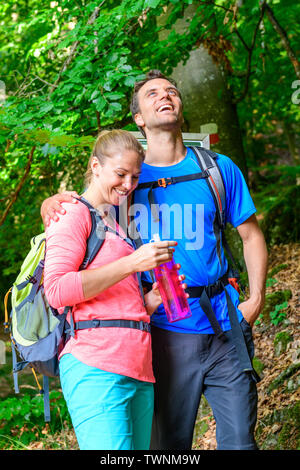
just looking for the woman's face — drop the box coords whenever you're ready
[92,149,142,206]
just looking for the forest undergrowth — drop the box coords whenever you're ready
[0,243,299,451]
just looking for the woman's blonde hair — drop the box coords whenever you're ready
[84,129,145,186]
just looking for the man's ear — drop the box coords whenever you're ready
[134,113,145,128]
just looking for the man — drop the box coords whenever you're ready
[41,70,268,450]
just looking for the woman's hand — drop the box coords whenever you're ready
[128,240,178,273]
[41,191,80,227]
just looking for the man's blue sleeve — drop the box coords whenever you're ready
[217,154,256,228]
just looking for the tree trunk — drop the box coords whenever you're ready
[159,5,248,177]
[282,122,300,166]
[158,6,250,271]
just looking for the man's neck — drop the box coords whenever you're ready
[144,129,186,167]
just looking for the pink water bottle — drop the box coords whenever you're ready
[152,234,192,323]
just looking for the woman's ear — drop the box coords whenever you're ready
[90,156,101,177]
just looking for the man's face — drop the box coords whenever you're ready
[134,78,183,135]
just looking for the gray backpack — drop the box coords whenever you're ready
[4,197,114,421]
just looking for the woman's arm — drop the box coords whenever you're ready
[80,241,177,301]
[44,202,177,308]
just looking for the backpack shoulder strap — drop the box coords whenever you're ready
[72,197,146,312]
[190,146,226,230]
[76,197,107,270]
[77,196,140,271]
[190,147,244,283]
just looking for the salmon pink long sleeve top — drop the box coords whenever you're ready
[43,201,154,383]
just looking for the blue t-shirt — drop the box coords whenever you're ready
[131,147,256,334]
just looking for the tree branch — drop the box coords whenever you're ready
[233,3,266,104]
[264,3,300,79]
[96,111,101,133]
[198,0,233,14]
[49,1,105,93]
[233,26,250,52]
[0,146,35,226]
[5,139,12,154]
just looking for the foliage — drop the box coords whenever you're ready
[249,161,299,248]
[255,262,292,326]
[0,0,196,305]
[0,1,299,452]
[0,390,72,449]
[273,330,293,357]
[256,402,300,450]
[269,300,288,326]
[219,0,300,169]
[0,1,299,306]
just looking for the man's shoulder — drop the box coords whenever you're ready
[190,147,237,182]
[190,147,234,166]
[196,150,250,203]
[205,151,245,184]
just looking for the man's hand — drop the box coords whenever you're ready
[40,191,80,227]
[238,296,265,327]
[144,267,188,316]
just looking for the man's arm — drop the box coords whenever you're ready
[236,214,268,326]
[40,191,79,226]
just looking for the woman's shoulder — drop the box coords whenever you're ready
[61,199,90,215]
[47,199,92,235]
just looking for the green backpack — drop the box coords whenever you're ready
[4,198,108,421]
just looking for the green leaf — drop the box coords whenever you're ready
[106,92,124,101]
[145,0,162,8]
[90,89,100,100]
[110,102,122,111]
[39,103,54,114]
[95,97,106,112]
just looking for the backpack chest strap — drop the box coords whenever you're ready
[137,169,210,223]
[136,169,210,190]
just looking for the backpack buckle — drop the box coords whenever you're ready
[157,177,172,188]
[26,275,37,284]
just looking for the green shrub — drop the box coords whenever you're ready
[0,391,72,449]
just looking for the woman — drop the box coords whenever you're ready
[43,130,183,450]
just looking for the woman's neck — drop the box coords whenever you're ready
[81,186,111,218]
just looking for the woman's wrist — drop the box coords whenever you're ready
[126,251,138,274]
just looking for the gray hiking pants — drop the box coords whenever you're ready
[150,320,258,450]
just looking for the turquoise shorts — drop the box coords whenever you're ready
[59,353,154,450]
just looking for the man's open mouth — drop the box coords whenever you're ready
[157,104,174,113]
